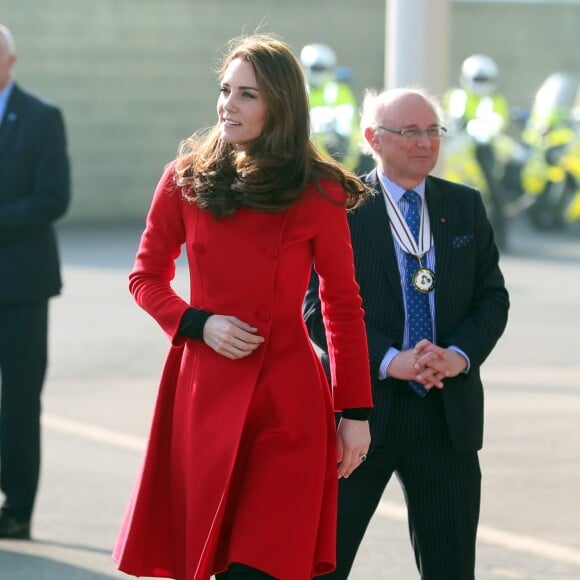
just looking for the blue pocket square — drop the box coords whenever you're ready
[452,234,474,249]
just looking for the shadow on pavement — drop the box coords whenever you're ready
[56,222,143,271]
[30,539,112,555]
[0,547,116,579]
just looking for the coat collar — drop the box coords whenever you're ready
[0,82,24,152]
[424,175,452,281]
[359,169,402,294]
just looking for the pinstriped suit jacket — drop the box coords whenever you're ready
[0,83,70,304]
[304,169,509,454]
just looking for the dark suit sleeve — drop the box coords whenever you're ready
[303,267,327,350]
[303,265,331,380]
[0,104,70,241]
[439,188,509,369]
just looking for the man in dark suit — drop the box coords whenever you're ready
[305,88,509,579]
[0,24,70,539]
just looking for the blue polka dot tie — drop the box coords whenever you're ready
[403,190,432,397]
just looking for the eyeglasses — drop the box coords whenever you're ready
[377,125,447,141]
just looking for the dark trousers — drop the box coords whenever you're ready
[216,563,275,579]
[318,389,481,580]
[475,142,507,249]
[0,301,48,520]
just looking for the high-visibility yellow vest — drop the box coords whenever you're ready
[307,80,361,171]
[444,88,510,133]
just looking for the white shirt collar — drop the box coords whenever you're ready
[377,170,426,204]
[0,79,15,125]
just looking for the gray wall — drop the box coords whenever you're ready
[2,1,580,223]
[450,2,580,112]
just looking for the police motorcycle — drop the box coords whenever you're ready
[440,55,527,249]
[300,43,371,174]
[519,73,580,230]
[440,114,527,246]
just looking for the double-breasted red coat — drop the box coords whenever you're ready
[113,164,372,580]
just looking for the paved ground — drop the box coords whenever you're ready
[1,215,579,579]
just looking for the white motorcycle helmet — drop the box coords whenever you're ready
[532,72,580,130]
[460,54,499,97]
[536,72,578,112]
[300,43,337,89]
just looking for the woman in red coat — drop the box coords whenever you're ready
[113,33,373,580]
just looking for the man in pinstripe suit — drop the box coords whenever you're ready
[0,24,70,539]
[304,88,509,579]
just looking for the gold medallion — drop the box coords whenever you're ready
[413,268,435,293]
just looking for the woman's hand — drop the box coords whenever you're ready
[203,315,264,359]
[336,418,371,479]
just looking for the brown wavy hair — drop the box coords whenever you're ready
[174,33,370,218]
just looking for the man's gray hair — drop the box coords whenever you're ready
[0,24,16,55]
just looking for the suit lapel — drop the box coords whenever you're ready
[425,176,452,299]
[0,83,24,153]
[360,171,404,295]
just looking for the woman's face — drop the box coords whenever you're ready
[217,58,269,149]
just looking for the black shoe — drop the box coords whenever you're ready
[0,512,31,540]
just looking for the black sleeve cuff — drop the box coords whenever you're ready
[340,407,372,421]
[178,308,213,340]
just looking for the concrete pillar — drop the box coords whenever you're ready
[386,0,450,98]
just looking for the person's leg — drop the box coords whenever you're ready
[398,395,481,580]
[475,142,508,249]
[218,563,276,579]
[0,302,48,523]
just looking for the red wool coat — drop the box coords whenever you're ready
[113,164,372,580]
